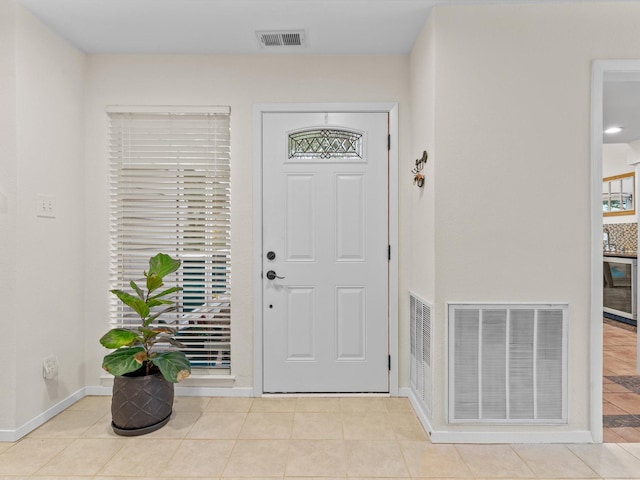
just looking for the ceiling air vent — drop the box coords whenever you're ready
[257,30,306,48]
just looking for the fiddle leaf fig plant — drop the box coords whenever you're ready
[100,253,191,383]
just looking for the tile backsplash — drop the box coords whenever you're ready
[604,223,638,253]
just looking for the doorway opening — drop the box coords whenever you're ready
[592,61,640,443]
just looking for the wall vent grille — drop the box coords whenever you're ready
[448,303,568,424]
[257,30,306,48]
[409,292,432,415]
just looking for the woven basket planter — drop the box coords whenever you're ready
[111,368,174,436]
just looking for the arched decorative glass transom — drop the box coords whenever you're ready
[288,129,363,159]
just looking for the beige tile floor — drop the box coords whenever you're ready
[2,396,640,479]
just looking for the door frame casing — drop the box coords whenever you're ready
[252,103,399,396]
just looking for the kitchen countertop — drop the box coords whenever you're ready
[604,251,637,259]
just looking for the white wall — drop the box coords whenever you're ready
[409,14,436,309]
[407,13,436,417]
[84,55,411,389]
[12,3,85,429]
[0,0,18,430]
[628,138,640,163]
[409,1,640,440]
[603,143,633,178]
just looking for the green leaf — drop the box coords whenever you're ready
[146,274,163,294]
[130,280,144,299]
[148,253,181,279]
[111,289,150,319]
[149,286,183,300]
[100,329,141,348]
[147,298,173,309]
[152,351,191,383]
[102,347,146,376]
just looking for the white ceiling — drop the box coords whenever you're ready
[15,0,623,55]
[14,0,640,143]
[604,75,640,144]
[15,0,439,55]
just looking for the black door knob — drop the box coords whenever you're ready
[266,270,285,280]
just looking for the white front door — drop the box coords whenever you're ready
[262,111,389,393]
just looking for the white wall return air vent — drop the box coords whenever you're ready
[448,303,568,425]
[257,30,306,48]
[409,292,433,417]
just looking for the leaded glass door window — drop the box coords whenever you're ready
[288,128,363,160]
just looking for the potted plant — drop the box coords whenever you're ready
[100,253,191,436]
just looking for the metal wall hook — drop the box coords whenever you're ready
[413,173,425,188]
[412,150,428,187]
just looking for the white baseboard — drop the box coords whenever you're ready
[84,385,112,396]
[175,386,253,397]
[429,430,595,444]
[99,374,237,389]
[402,387,594,444]
[0,388,85,442]
[398,387,410,397]
[404,387,434,438]
[2,384,595,445]
[0,385,256,442]
[86,385,254,397]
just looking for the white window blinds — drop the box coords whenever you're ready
[108,107,231,371]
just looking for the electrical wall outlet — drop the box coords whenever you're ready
[36,194,56,218]
[42,355,59,380]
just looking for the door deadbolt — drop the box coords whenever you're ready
[266,270,285,280]
[266,251,276,260]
